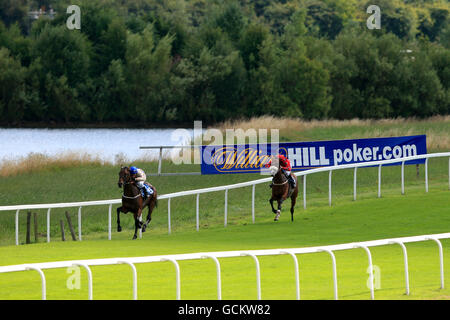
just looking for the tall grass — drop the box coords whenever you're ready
[214,115,450,131]
[213,116,450,151]
[0,152,110,177]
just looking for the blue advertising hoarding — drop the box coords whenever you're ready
[200,135,427,175]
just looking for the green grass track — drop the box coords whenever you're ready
[0,186,449,300]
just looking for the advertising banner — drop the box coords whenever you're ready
[200,135,427,175]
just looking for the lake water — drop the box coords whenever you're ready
[0,128,198,164]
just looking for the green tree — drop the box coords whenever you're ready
[239,22,270,70]
[93,59,127,122]
[0,22,32,66]
[418,7,449,42]
[304,1,344,39]
[330,32,400,118]
[125,26,174,122]
[363,0,416,40]
[32,24,91,88]
[0,0,28,31]
[277,10,331,118]
[94,17,127,75]
[31,24,91,122]
[0,48,28,123]
[212,1,246,43]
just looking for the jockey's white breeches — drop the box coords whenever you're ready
[136,181,145,188]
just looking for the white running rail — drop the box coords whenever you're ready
[0,232,448,300]
[1,152,449,245]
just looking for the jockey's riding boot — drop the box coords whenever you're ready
[139,187,146,199]
[144,185,152,199]
[289,175,296,188]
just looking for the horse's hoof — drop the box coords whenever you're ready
[132,235,137,240]
[274,211,281,221]
[142,226,146,233]
[117,226,122,232]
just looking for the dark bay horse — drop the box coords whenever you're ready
[268,164,299,222]
[117,167,157,240]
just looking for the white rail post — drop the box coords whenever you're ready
[318,249,338,300]
[448,157,450,190]
[427,237,445,289]
[158,146,163,176]
[303,175,307,210]
[252,184,255,224]
[425,158,429,193]
[168,198,171,235]
[26,266,46,300]
[202,255,222,300]
[328,170,332,206]
[401,161,405,195]
[224,189,228,227]
[161,258,181,300]
[354,244,375,300]
[389,241,410,295]
[78,206,82,241]
[46,208,51,243]
[378,164,382,198]
[196,194,200,232]
[108,204,112,240]
[73,263,93,300]
[119,261,138,300]
[241,253,261,300]
[15,209,19,246]
[280,250,300,300]
[353,167,357,201]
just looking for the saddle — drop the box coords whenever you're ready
[140,182,154,200]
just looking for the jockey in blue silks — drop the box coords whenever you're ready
[129,166,154,199]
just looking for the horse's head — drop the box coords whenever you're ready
[118,166,131,188]
[268,155,281,177]
[269,165,279,177]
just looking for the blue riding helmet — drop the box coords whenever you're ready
[130,166,138,174]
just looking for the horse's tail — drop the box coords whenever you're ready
[153,187,158,208]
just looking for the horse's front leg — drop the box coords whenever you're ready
[132,209,143,240]
[269,198,277,214]
[117,207,123,232]
[290,196,297,222]
[274,200,283,221]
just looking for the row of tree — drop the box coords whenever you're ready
[0,0,449,125]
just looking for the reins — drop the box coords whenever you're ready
[120,172,141,199]
[272,167,288,186]
[122,193,141,199]
[272,180,288,186]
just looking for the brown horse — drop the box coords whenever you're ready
[268,163,299,222]
[117,167,157,240]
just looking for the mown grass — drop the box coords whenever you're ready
[0,188,449,300]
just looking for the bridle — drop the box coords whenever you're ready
[119,167,141,198]
[271,165,288,186]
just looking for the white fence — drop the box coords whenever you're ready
[0,232,448,300]
[0,152,449,245]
